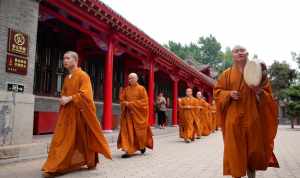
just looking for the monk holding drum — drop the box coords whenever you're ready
[214,45,279,178]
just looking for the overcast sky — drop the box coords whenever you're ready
[101,0,299,68]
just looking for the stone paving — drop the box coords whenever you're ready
[0,125,299,178]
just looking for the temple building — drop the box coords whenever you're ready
[0,0,215,158]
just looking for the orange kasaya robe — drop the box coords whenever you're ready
[117,83,153,155]
[214,66,279,177]
[179,96,199,140]
[210,103,218,131]
[193,99,203,137]
[197,98,211,136]
[42,68,112,174]
[207,107,213,133]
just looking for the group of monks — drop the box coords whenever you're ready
[42,51,153,178]
[41,46,279,178]
[178,88,218,143]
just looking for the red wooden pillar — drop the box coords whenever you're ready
[172,79,179,126]
[103,37,114,132]
[148,58,155,126]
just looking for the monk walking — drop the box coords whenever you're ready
[42,51,112,177]
[117,73,153,158]
[196,92,211,136]
[179,88,199,143]
[214,45,279,178]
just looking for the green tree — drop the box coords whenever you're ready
[164,41,188,59]
[268,61,297,98]
[219,47,233,72]
[291,52,300,69]
[164,35,223,73]
[282,85,300,128]
[197,35,223,71]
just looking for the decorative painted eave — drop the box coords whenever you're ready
[65,0,216,87]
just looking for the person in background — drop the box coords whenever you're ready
[156,92,167,129]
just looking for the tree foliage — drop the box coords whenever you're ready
[268,61,297,98]
[282,85,300,125]
[164,35,223,72]
[219,47,233,72]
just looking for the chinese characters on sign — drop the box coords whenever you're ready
[7,29,29,56]
[6,54,28,75]
[6,28,29,75]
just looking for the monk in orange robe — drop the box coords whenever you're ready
[207,106,213,133]
[196,92,211,136]
[208,103,217,133]
[117,73,153,158]
[179,88,200,143]
[214,45,279,178]
[211,100,218,131]
[42,51,112,177]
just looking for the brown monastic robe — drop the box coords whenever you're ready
[42,68,112,174]
[194,99,203,137]
[197,98,211,136]
[210,103,217,131]
[214,66,279,177]
[179,96,198,140]
[117,83,153,155]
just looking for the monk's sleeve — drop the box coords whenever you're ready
[213,72,231,113]
[258,80,279,167]
[71,73,94,109]
[119,88,126,111]
[128,87,149,112]
[213,71,231,134]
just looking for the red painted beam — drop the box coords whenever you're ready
[47,0,109,32]
[40,5,100,40]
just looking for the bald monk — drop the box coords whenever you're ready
[196,92,211,136]
[179,88,200,143]
[193,93,204,139]
[42,51,112,178]
[117,73,153,158]
[214,45,279,178]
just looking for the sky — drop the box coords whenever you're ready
[101,0,300,68]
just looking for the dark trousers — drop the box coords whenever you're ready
[157,111,167,126]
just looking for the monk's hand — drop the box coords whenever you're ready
[60,96,72,106]
[123,101,129,106]
[185,105,192,109]
[230,90,240,100]
[249,85,262,96]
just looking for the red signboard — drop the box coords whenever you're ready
[7,29,29,57]
[6,54,28,75]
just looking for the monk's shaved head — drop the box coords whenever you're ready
[64,51,79,61]
[63,51,79,71]
[128,73,138,79]
[128,73,138,85]
[186,88,193,97]
[232,45,248,63]
[196,91,202,99]
[232,45,246,52]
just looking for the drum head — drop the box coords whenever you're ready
[243,60,262,87]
